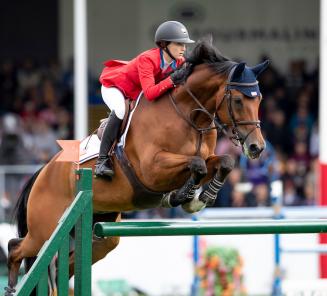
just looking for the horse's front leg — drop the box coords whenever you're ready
[166,156,207,207]
[200,154,235,206]
[151,151,207,207]
[182,154,234,212]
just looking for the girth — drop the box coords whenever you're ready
[115,146,166,209]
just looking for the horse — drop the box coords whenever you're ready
[6,39,269,294]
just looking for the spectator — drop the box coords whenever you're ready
[283,178,300,206]
[215,168,243,207]
[281,158,304,205]
[301,158,318,206]
[17,58,41,94]
[230,189,247,207]
[291,141,311,176]
[309,122,319,158]
[0,60,17,113]
[289,105,314,136]
[264,109,292,155]
[0,113,33,164]
[239,139,279,186]
[252,182,270,207]
[31,118,59,163]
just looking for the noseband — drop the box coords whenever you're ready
[169,65,261,155]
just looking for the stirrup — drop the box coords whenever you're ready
[95,157,115,178]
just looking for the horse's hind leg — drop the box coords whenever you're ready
[6,234,45,295]
[67,213,121,277]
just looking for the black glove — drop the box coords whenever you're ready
[170,67,187,86]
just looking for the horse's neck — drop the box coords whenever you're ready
[174,82,218,125]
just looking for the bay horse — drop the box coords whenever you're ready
[6,40,269,294]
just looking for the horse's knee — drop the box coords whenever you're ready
[189,157,207,178]
[219,155,235,177]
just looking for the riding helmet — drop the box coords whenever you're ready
[155,21,194,44]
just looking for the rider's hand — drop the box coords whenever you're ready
[170,67,187,86]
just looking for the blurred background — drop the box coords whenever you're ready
[0,0,319,217]
[0,0,322,295]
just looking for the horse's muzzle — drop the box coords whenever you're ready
[247,143,265,159]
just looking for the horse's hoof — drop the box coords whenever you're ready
[4,286,16,296]
[198,191,216,206]
[181,195,206,213]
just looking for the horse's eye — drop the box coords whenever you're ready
[233,97,243,107]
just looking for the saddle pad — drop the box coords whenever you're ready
[78,92,143,165]
[117,91,142,148]
[78,134,100,164]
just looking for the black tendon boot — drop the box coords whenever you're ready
[95,111,123,178]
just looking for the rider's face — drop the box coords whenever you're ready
[167,42,186,60]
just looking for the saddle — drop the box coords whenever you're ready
[97,99,134,141]
[96,99,166,207]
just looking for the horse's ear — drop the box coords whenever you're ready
[203,34,213,45]
[198,34,213,45]
[251,60,270,77]
[232,62,246,80]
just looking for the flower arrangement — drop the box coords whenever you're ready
[197,246,246,296]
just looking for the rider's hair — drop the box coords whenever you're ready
[156,41,170,48]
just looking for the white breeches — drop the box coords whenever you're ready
[101,85,126,119]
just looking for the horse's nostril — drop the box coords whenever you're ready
[249,144,262,154]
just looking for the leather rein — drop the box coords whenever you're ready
[168,65,261,155]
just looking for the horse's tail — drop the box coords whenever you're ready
[12,167,43,276]
[13,167,43,238]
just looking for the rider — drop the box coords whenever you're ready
[95,20,194,178]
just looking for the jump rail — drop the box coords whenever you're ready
[94,220,327,237]
[13,168,93,296]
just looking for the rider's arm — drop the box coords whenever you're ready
[137,55,174,101]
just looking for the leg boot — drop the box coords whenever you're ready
[95,111,123,177]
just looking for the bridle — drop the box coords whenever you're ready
[169,64,261,155]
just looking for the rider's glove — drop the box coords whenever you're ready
[170,67,187,86]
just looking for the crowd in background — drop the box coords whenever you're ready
[0,58,74,164]
[0,55,319,220]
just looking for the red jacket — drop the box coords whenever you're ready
[99,48,184,101]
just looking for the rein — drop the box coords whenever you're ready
[169,65,261,155]
[169,88,227,156]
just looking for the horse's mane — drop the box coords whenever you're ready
[183,38,237,79]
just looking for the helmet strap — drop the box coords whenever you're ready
[163,46,176,61]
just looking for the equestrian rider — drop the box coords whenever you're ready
[95,20,194,178]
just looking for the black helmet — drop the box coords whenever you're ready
[155,21,194,44]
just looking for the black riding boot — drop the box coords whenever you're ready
[95,111,123,178]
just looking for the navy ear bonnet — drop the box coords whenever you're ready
[227,60,270,98]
